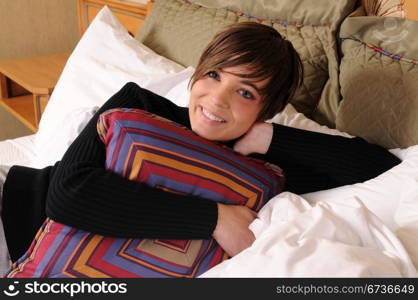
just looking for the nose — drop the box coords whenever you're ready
[210,85,230,109]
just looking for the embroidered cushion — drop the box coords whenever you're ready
[5,108,284,278]
[336,16,418,148]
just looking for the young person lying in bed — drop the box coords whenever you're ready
[1,22,400,262]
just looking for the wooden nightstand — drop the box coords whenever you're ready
[0,53,70,132]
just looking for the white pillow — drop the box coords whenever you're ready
[269,104,353,138]
[34,6,192,167]
[34,107,98,168]
[164,72,193,107]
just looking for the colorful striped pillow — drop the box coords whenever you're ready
[5,108,284,278]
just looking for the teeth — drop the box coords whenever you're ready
[202,107,225,122]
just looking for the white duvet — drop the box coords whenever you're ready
[201,192,418,277]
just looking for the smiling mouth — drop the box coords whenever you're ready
[200,106,226,123]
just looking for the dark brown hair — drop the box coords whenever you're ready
[190,22,304,122]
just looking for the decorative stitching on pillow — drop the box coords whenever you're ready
[341,38,418,64]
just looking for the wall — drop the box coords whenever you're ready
[0,0,79,140]
[0,0,79,60]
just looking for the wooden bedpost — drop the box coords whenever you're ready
[147,0,154,18]
[77,0,150,37]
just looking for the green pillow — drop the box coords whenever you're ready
[136,0,357,125]
[336,16,418,149]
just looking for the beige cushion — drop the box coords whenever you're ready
[336,16,418,149]
[136,0,357,123]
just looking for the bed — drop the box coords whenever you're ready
[1,0,418,277]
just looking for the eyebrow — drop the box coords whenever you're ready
[221,69,262,95]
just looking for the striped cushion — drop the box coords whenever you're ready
[5,108,284,278]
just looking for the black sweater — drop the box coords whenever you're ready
[2,82,401,262]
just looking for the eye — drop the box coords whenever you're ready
[207,71,220,80]
[238,89,255,100]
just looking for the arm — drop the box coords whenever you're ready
[46,82,218,239]
[234,122,401,194]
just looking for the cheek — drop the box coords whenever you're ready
[189,81,205,106]
[232,103,262,126]
[189,82,204,126]
[191,79,211,95]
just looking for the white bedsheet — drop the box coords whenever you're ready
[0,134,36,167]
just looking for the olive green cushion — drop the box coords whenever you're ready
[336,16,418,149]
[136,0,357,124]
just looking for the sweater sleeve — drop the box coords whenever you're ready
[46,82,218,239]
[263,123,401,194]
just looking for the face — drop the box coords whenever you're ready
[189,65,268,141]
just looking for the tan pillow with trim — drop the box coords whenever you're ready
[336,16,418,149]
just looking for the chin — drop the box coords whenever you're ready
[191,126,222,141]
[194,129,219,141]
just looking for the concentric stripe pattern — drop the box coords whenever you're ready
[6,108,284,278]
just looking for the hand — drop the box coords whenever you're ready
[233,122,273,156]
[212,203,257,257]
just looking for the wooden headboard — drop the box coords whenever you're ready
[404,0,418,21]
[77,0,154,37]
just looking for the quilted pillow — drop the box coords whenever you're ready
[136,0,358,126]
[5,109,284,278]
[336,16,418,149]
